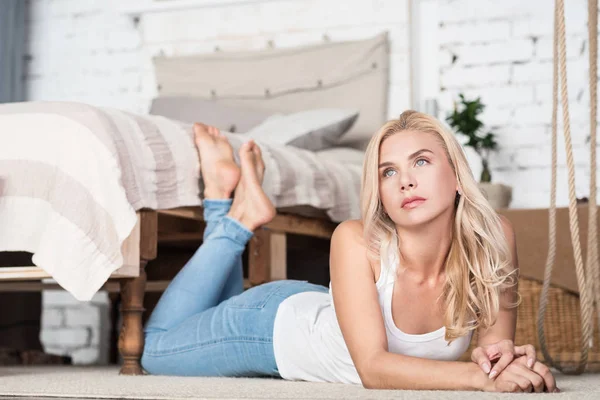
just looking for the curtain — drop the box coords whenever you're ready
[0,1,40,356]
[0,0,26,103]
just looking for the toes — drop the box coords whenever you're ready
[238,143,251,166]
[253,146,264,164]
[196,123,220,138]
[250,144,264,168]
[208,126,221,136]
[240,140,253,154]
[194,122,207,133]
[193,123,215,143]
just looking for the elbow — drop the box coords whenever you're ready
[361,377,379,390]
[360,370,386,390]
[357,351,385,389]
[358,371,377,389]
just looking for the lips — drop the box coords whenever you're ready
[401,196,426,208]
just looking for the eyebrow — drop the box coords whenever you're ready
[378,149,434,168]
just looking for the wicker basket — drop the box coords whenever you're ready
[462,278,600,372]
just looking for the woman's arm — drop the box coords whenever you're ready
[363,351,485,390]
[329,220,485,390]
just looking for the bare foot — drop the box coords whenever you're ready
[249,143,266,184]
[228,141,275,231]
[193,122,240,199]
[231,139,266,201]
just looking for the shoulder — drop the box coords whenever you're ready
[331,219,377,279]
[331,219,372,268]
[332,219,366,246]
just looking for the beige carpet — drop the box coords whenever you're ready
[0,366,598,399]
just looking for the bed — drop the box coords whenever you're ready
[0,32,390,374]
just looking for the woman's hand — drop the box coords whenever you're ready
[481,355,559,393]
[471,339,536,378]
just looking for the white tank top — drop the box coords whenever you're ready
[272,241,473,384]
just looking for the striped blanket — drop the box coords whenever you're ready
[0,101,361,300]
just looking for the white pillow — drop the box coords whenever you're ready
[241,109,359,151]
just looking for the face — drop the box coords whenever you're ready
[378,130,458,227]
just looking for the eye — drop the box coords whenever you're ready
[415,158,429,167]
[383,168,396,178]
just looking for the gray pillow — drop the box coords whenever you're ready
[149,96,275,133]
[241,109,359,151]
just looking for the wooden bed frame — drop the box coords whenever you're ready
[0,207,337,375]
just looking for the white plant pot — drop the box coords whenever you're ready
[478,182,513,210]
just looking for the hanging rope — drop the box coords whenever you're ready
[586,0,600,356]
[537,0,599,374]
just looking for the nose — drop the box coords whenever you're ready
[400,174,416,191]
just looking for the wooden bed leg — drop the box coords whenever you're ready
[248,229,287,286]
[269,232,287,281]
[249,228,270,286]
[118,262,147,375]
[118,210,157,375]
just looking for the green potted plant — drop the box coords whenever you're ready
[446,94,512,209]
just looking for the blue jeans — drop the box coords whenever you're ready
[141,199,328,377]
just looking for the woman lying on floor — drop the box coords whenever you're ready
[141,111,558,393]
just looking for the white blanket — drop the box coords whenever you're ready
[0,101,361,300]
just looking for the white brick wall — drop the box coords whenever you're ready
[40,290,110,365]
[25,0,411,364]
[25,0,411,115]
[438,0,600,208]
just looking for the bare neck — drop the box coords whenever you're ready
[394,213,454,286]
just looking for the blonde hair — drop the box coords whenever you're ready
[361,110,518,341]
